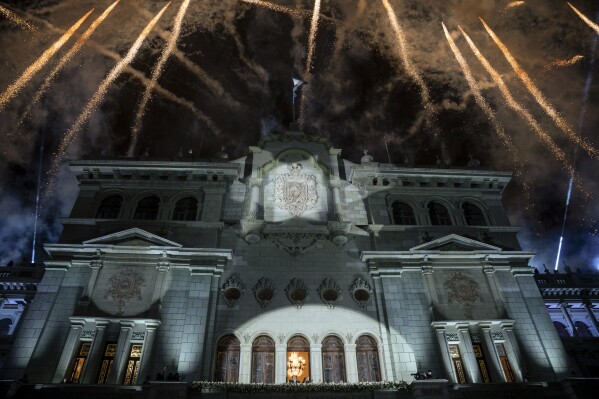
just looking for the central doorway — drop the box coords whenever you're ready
[286,335,310,383]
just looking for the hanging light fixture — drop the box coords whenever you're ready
[287,352,306,377]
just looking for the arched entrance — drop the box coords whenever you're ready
[356,335,380,382]
[287,335,310,383]
[322,335,345,383]
[251,335,275,383]
[215,335,240,382]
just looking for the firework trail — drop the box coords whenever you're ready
[544,55,584,72]
[501,1,525,14]
[332,0,366,59]
[132,3,243,110]
[241,0,306,18]
[49,3,171,185]
[381,0,433,113]
[15,1,120,130]
[442,23,513,149]
[459,26,576,177]
[0,4,37,31]
[299,0,322,127]
[568,2,599,34]
[128,0,190,157]
[0,9,92,112]
[481,18,599,161]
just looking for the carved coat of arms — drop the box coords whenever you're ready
[444,272,481,319]
[105,268,145,316]
[274,163,318,216]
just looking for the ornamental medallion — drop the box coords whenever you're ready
[274,163,318,216]
[105,268,145,316]
[444,272,480,319]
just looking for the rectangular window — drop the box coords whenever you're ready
[495,343,514,382]
[97,342,117,384]
[123,344,143,385]
[472,344,491,383]
[449,344,467,384]
[68,342,91,383]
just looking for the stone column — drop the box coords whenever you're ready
[108,321,135,384]
[421,263,439,305]
[560,301,578,337]
[83,253,103,299]
[344,343,358,383]
[457,326,480,383]
[239,343,252,383]
[52,319,85,383]
[369,269,396,380]
[275,343,287,384]
[247,178,262,219]
[310,343,323,383]
[330,180,343,221]
[583,302,599,335]
[482,264,506,317]
[200,263,224,380]
[502,327,523,382]
[433,327,456,383]
[152,253,170,304]
[479,326,504,383]
[137,321,160,383]
[82,320,109,384]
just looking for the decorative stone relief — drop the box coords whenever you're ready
[274,163,318,216]
[105,268,145,316]
[264,232,326,257]
[311,333,320,343]
[253,277,277,309]
[277,334,286,344]
[242,333,252,344]
[318,278,342,309]
[445,333,459,342]
[285,278,308,309]
[491,331,505,341]
[444,272,481,319]
[80,330,96,340]
[349,277,373,310]
[221,275,244,307]
[470,333,481,343]
[131,331,146,341]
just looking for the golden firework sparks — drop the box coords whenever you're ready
[459,26,582,191]
[568,2,599,34]
[0,9,92,111]
[50,2,171,183]
[501,1,525,14]
[299,0,322,127]
[16,1,120,130]
[481,18,599,161]
[381,0,433,113]
[0,4,37,32]
[544,55,584,72]
[241,0,306,18]
[129,0,191,157]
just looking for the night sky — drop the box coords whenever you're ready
[0,0,598,271]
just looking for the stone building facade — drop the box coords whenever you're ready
[0,131,573,386]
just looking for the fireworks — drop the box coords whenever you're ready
[544,55,584,72]
[381,0,433,113]
[241,0,306,18]
[16,1,120,130]
[0,9,92,111]
[299,0,323,126]
[568,2,599,34]
[51,2,171,178]
[501,1,525,14]
[129,0,191,157]
[0,5,37,32]
[481,18,599,161]
[459,26,575,175]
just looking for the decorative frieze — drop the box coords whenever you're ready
[105,268,145,316]
[445,333,459,342]
[444,272,481,320]
[80,330,96,340]
[131,331,146,341]
[491,331,505,341]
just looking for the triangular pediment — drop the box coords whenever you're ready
[409,234,501,252]
[82,228,182,247]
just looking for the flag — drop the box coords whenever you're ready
[292,77,307,99]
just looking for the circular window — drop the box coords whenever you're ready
[289,288,307,302]
[224,287,241,302]
[257,288,274,301]
[322,288,339,302]
[354,289,370,302]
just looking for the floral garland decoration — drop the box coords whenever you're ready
[190,381,408,393]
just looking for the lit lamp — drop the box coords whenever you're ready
[287,352,306,378]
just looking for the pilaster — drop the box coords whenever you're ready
[310,343,323,383]
[52,319,85,383]
[344,343,358,383]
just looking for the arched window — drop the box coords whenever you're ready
[96,195,122,219]
[0,318,12,335]
[355,335,380,382]
[392,201,416,225]
[553,321,570,338]
[575,321,593,337]
[251,336,275,383]
[172,197,199,221]
[287,336,310,383]
[215,335,240,382]
[428,202,452,225]
[133,196,160,220]
[322,336,346,383]
[462,202,487,226]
